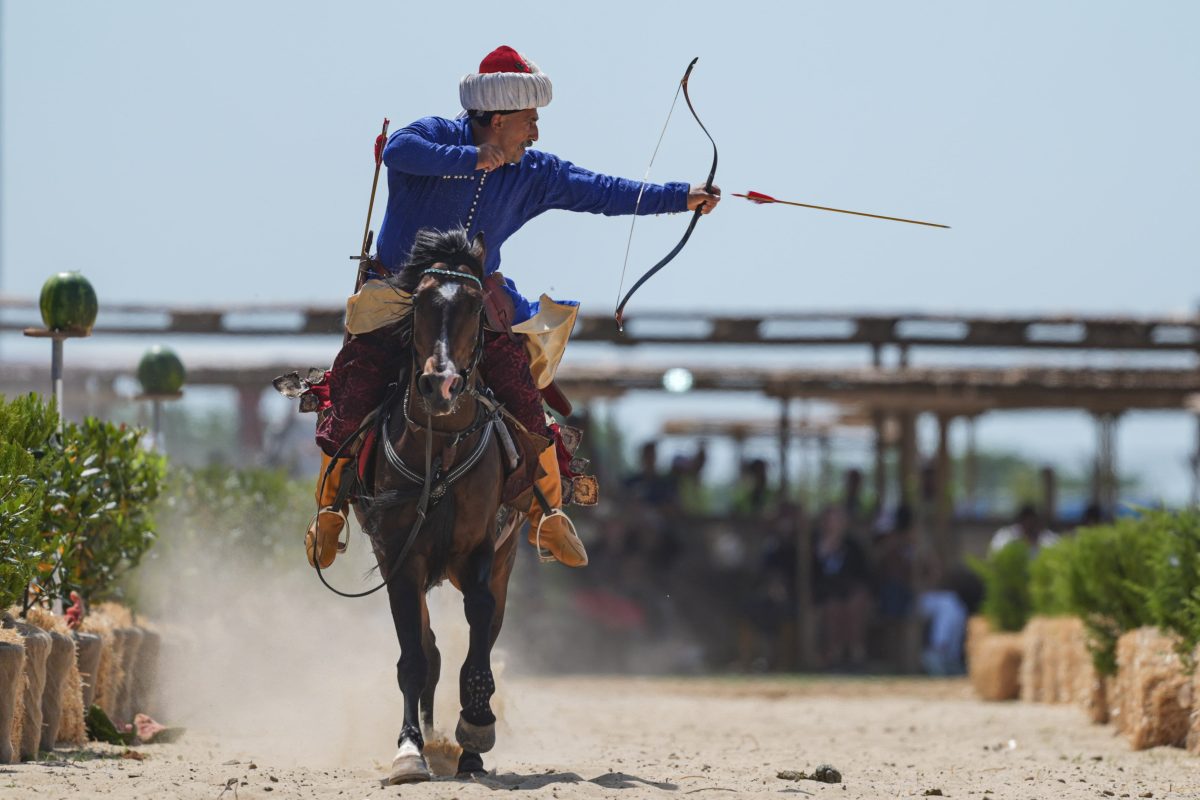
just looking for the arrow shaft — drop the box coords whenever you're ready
[735,193,949,229]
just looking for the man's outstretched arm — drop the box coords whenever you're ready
[537,157,719,217]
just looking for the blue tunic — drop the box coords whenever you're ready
[376,116,690,322]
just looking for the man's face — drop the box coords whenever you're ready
[493,109,539,163]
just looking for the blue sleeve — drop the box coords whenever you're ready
[382,117,478,176]
[536,155,690,216]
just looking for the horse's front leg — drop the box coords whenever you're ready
[384,570,433,784]
[454,540,498,776]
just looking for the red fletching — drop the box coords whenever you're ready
[733,190,777,205]
[373,118,390,165]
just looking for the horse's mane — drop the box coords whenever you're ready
[387,227,483,294]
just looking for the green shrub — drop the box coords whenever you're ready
[1029,537,1075,617]
[1057,517,1159,675]
[0,393,166,609]
[970,539,1032,632]
[153,465,312,564]
[47,417,166,603]
[1140,508,1200,664]
[0,395,62,609]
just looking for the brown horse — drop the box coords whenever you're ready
[354,228,521,784]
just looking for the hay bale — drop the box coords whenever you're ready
[23,608,84,749]
[73,633,102,712]
[1187,645,1200,755]
[1113,627,1190,750]
[1033,617,1086,705]
[1048,618,1074,703]
[113,627,143,725]
[81,606,128,724]
[1019,617,1046,702]
[965,615,991,665]
[38,631,73,751]
[11,622,51,761]
[970,631,1024,701]
[130,627,161,719]
[0,627,25,764]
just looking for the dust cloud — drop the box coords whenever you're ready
[135,523,512,770]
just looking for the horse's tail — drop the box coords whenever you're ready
[360,487,455,592]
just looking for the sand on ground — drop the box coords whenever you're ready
[2,675,1198,800]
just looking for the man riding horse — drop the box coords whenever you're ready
[308,45,721,570]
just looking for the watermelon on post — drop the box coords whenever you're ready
[39,272,99,334]
[137,346,186,395]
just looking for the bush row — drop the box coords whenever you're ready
[0,394,166,610]
[972,508,1200,675]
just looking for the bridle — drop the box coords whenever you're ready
[409,265,486,417]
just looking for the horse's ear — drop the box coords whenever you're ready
[471,232,487,266]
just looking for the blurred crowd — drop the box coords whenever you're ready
[506,437,1104,677]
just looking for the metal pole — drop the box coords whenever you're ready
[51,337,64,430]
[153,399,163,453]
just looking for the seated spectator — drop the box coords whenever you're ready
[671,442,709,515]
[989,503,1059,555]
[873,504,916,620]
[812,504,872,669]
[918,567,983,676]
[731,458,774,517]
[623,440,677,507]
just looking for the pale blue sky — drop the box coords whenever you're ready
[2,1,1198,503]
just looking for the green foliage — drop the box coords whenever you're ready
[969,540,1032,632]
[1029,537,1075,617]
[153,465,312,564]
[46,417,166,602]
[0,393,165,610]
[1020,511,1200,676]
[0,395,61,609]
[127,464,314,616]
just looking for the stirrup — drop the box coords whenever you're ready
[534,508,575,564]
[309,506,350,554]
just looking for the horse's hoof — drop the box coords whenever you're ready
[456,750,486,777]
[455,713,496,754]
[386,742,432,785]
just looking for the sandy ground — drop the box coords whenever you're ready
[2,675,1199,800]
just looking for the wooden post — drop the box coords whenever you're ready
[1092,412,1120,515]
[1041,466,1058,528]
[964,414,979,515]
[237,385,266,458]
[934,413,954,562]
[778,397,791,501]
[817,433,833,506]
[872,409,888,513]
[793,504,816,670]
[898,411,918,506]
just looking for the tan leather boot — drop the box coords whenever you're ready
[527,444,588,567]
[306,453,349,568]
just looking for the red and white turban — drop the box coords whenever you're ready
[459,46,553,112]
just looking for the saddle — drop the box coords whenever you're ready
[272,368,598,510]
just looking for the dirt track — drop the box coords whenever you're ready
[3,676,1198,799]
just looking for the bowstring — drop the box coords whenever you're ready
[614,78,687,310]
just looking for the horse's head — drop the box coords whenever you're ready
[405,229,486,417]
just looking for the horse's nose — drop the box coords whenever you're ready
[417,370,463,403]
